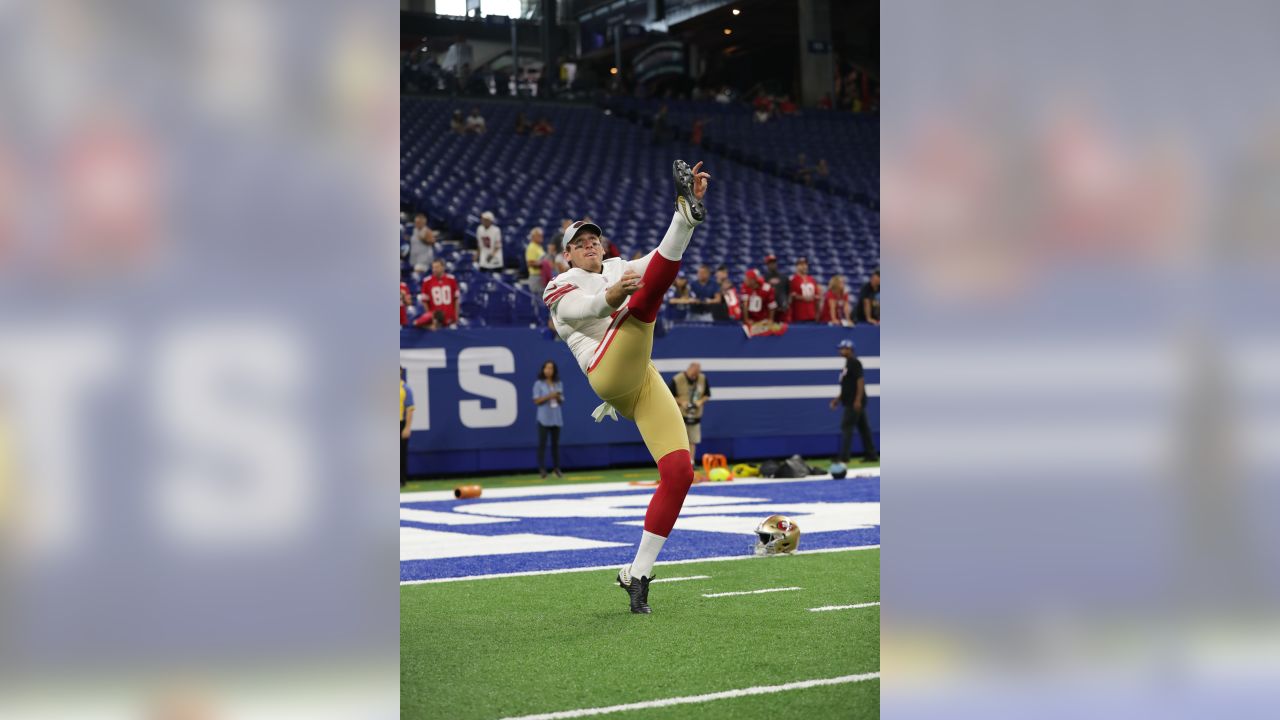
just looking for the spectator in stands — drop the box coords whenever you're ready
[515,112,530,135]
[829,339,878,463]
[525,227,547,296]
[532,360,565,479]
[794,153,813,185]
[603,236,622,260]
[689,264,719,322]
[408,214,436,272]
[822,274,853,326]
[815,158,830,179]
[818,93,834,110]
[714,264,729,287]
[666,275,695,321]
[532,116,555,136]
[540,241,560,287]
[788,257,821,323]
[763,254,787,322]
[476,211,503,272]
[441,35,474,85]
[690,117,706,146]
[718,276,742,322]
[401,283,426,327]
[401,367,414,487]
[629,250,644,261]
[421,259,460,327]
[858,269,880,325]
[669,362,711,466]
[741,269,777,333]
[547,240,569,274]
[450,109,466,134]
[652,104,669,144]
[465,107,486,135]
[752,93,773,120]
[778,95,798,115]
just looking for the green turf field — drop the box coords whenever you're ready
[401,547,880,719]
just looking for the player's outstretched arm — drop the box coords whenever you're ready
[548,284,614,322]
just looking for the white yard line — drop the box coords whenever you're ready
[702,586,802,598]
[401,545,879,585]
[809,602,880,612]
[400,469,881,503]
[496,672,880,720]
[605,575,711,586]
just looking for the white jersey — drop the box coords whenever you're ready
[544,253,653,373]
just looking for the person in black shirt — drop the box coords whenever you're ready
[858,269,880,325]
[829,339,878,462]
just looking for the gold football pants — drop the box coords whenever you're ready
[587,314,687,463]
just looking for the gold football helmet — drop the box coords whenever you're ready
[754,514,801,555]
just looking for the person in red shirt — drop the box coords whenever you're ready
[788,257,821,323]
[719,276,742,321]
[821,274,852,326]
[742,266,778,333]
[419,259,460,327]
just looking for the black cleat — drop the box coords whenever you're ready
[673,159,706,225]
[617,566,654,614]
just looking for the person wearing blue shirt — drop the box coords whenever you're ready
[687,263,720,321]
[400,367,415,488]
[532,360,565,478]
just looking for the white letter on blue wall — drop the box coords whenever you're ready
[457,346,516,428]
[400,349,447,431]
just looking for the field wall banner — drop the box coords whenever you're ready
[400,324,879,475]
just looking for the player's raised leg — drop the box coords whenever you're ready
[620,160,709,324]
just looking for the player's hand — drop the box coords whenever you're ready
[605,270,644,308]
[829,398,839,410]
[691,161,711,199]
[402,428,412,440]
[854,401,862,412]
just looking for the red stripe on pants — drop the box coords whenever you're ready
[645,449,695,537]
[626,253,681,323]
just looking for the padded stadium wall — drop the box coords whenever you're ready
[401,325,879,476]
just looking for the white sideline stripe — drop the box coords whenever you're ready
[608,575,710,586]
[702,586,802,598]
[713,384,879,400]
[809,602,880,612]
[400,468,880,503]
[497,672,881,720]
[651,356,880,372]
[401,545,879,585]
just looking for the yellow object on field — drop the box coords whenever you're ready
[732,463,761,477]
[708,467,732,482]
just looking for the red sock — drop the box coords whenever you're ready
[626,253,681,323]
[644,449,695,537]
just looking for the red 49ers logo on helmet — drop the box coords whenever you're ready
[778,520,790,531]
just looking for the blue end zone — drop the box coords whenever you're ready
[401,477,880,582]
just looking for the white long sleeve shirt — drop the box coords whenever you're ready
[544,252,654,373]
[476,224,503,269]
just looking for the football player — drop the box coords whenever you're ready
[543,160,710,614]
